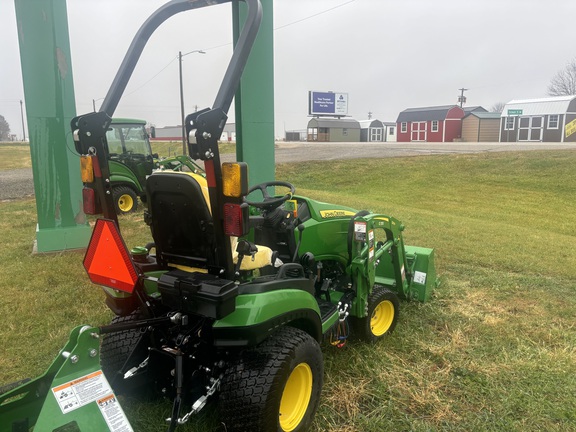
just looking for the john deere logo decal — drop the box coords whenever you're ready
[319,210,356,218]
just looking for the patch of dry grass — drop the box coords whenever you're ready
[0,143,31,170]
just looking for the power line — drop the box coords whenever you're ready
[274,0,356,31]
[123,1,356,96]
[124,56,179,96]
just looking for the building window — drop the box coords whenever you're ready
[389,126,395,135]
[431,120,439,132]
[401,122,407,133]
[548,114,559,129]
[504,117,515,130]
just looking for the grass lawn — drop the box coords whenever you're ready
[0,149,575,431]
[0,140,236,171]
[0,142,32,170]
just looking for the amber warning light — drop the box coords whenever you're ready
[83,219,139,293]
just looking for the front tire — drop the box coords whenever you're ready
[354,286,399,343]
[219,326,323,432]
[113,186,138,214]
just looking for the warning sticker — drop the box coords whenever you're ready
[98,394,134,432]
[368,230,375,260]
[414,271,427,285]
[354,221,367,242]
[52,371,134,431]
[52,370,113,415]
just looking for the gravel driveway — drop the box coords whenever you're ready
[0,168,35,201]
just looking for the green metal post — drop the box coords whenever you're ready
[14,0,91,252]
[232,0,275,186]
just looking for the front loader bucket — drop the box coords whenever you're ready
[0,326,133,432]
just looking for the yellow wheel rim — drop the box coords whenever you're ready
[279,362,313,431]
[118,194,134,212]
[370,300,395,337]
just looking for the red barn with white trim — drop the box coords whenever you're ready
[396,105,466,142]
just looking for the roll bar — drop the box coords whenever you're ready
[72,0,262,241]
[71,0,262,275]
[100,0,262,118]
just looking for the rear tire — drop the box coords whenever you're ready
[219,326,323,432]
[353,285,399,343]
[113,186,138,214]
[100,311,147,388]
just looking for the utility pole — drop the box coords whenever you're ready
[179,49,206,155]
[179,51,185,155]
[92,98,104,112]
[19,99,26,141]
[458,88,468,107]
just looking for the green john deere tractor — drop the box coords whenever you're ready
[106,118,153,214]
[106,118,203,215]
[0,1,437,431]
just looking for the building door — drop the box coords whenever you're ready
[411,122,427,141]
[370,127,383,142]
[518,116,543,141]
[307,127,318,141]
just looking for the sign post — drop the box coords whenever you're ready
[15,0,92,252]
[233,0,275,187]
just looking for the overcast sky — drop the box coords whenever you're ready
[1,0,575,140]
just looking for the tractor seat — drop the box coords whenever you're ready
[145,171,274,271]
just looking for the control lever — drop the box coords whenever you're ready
[292,224,305,263]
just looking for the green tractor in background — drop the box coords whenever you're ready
[107,118,202,214]
[106,118,153,214]
[0,0,437,431]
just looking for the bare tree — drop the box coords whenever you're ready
[490,102,506,113]
[548,58,576,96]
[0,115,10,141]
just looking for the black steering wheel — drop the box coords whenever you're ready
[245,181,295,210]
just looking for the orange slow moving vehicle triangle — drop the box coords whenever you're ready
[83,219,138,293]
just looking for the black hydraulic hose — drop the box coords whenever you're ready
[99,315,172,334]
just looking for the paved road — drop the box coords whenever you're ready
[2,141,575,200]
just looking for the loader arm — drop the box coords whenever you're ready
[347,213,411,317]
